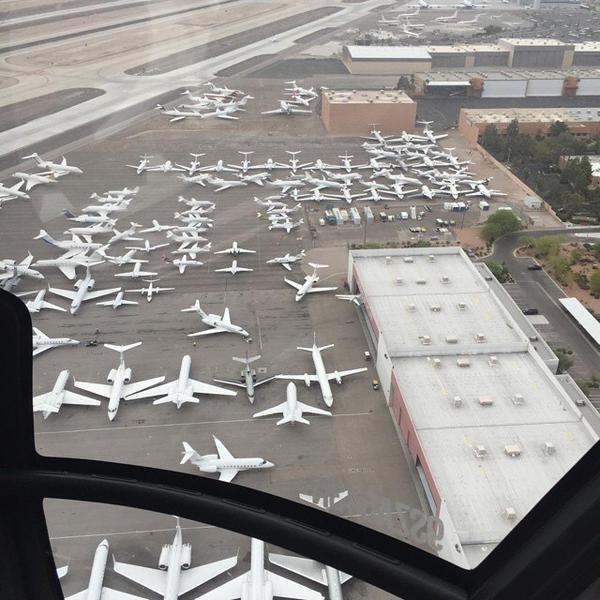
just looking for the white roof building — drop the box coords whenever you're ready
[348,247,598,568]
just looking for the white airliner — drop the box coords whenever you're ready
[96,290,139,310]
[214,354,276,403]
[254,382,331,425]
[49,267,121,314]
[180,436,273,482]
[32,327,79,357]
[35,229,102,253]
[22,152,82,176]
[0,180,29,200]
[269,552,352,600]
[130,278,174,301]
[65,539,145,600]
[215,242,256,256]
[182,301,249,338]
[127,154,153,174]
[33,370,100,418]
[18,289,66,313]
[126,354,236,407]
[284,263,337,302]
[196,538,323,600]
[0,253,44,281]
[215,260,254,275]
[113,517,238,600]
[266,250,305,271]
[261,100,311,116]
[277,334,367,407]
[114,261,158,279]
[74,342,165,421]
[126,239,170,254]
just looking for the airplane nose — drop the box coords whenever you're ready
[263,461,274,468]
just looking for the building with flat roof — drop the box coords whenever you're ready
[321,89,416,136]
[498,38,574,69]
[342,45,432,75]
[458,107,600,145]
[348,247,598,568]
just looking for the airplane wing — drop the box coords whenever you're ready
[178,556,238,595]
[253,402,285,418]
[73,380,113,399]
[82,287,122,301]
[218,469,239,483]
[188,328,225,337]
[215,267,234,273]
[213,248,233,254]
[123,376,166,398]
[222,307,231,325]
[297,402,332,417]
[254,375,277,387]
[276,374,319,383]
[281,263,292,271]
[56,566,69,579]
[267,570,324,600]
[213,378,246,389]
[112,559,166,595]
[261,109,283,115]
[48,287,77,301]
[40,299,67,312]
[291,109,312,115]
[195,572,246,600]
[284,278,303,290]
[268,554,326,585]
[326,368,367,380]
[238,248,256,254]
[126,380,175,400]
[216,114,239,120]
[62,391,102,406]
[307,286,338,294]
[189,378,237,396]
[33,346,51,356]
[213,437,234,460]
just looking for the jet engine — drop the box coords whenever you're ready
[107,368,117,383]
[200,465,217,473]
[180,543,192,569]
[158,544,171,570]
[87,278,95,290]
[74,279,82,290]
[123,367,132,383]
[303,373,311,387]
[334,371,342,385]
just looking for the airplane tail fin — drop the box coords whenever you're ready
[180,441,201,464]
[232,355,261,365]
[308,262,327,270]
[277,415,309,426]
[154,394,199,407]
[34,229,56,245]
[62,209,76,218]
[104,341,142,356]
[181,299,205,316]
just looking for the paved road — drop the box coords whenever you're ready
[486,227,600,380]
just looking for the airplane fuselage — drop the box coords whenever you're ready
[164,526,184,600]
[311,346,334,406]
[86,539,110,600]
[295,273,319,301]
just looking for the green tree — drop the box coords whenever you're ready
[570,247,583,264]
[481,210,521,242]
[590,270,600,295]
[533,235,562,257]
[554,348,574,374]
[485,260,511,283]
[506,119,519,140]
[592,241,600,259]
[561,157,592,193]
[549,254,572,284]
[481,124,504,156]
[519,235,535,249]
[549,121,569,136]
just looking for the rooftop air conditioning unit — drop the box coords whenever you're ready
[457,358,470,368]
[420,335,432,345]
[505,507,517,521]
[407,303,417,312]
[474,333,486,343]
[457,302,467,311]
[451,395,463,408]
[403,256,414,263]
[385,256,391,265]
[544,441,556,455]
[512,393,524,406]
[479,396,494,406]
[416,278,427,285]
[441,275,450,284]
[430,304,441,312]
[504,444,522,457]
[395,277,403,285]
[488,356,499,366]
[446,335,458,344]
[473,445,487,459]
[432,358,442,368]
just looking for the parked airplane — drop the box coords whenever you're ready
[175,153,206,175]
[65,222,114,237]
[214,354,276,403]
[266,250,306,271]
[126,239,170,254]
[62,210,116,226]
[253,382,331,425]
[114,261,158,280]
[182,301,249,338]
[18,289,66,313]
[33,252,103,280]
[254,197,288,210]
[96,290,139,309]
[32,327,79,357]
[130,278,174,302]
[199,159,238,173]
[206,176,248,192]
[196,538,323,600]
[416,121,449,143]
[266,178,306,194]
[22,152,82,176]
[171,241,212,260]
[65,539,145,600]
[277,334,367,407]
[127,154,153,174]
[269,552,352,600]
[466,183,507,198]
[0,253,44,281]
[98,248,146,267]
[200,104,246,120]
[228,150,254,173]
[214,241,256,256]
[0,180,29,200]
[284,263,337,302]
[13,171,56,191]
[127,355,236,407]
[435,9,458,21]
[107,223,143,244]
[261,100,311,116]
[156,104,205,122]
[74,342,165,421]
[304,173,346,190]
[166,231,208,244]
[33,370,100,418]
[458,13,481,24]
[113,517,238,600]
[268,219,304,233]
[146,159,185,173]
[214,260,253,275]
[49,268,121,314]
[35,229,102,253]
[180,436,273,482]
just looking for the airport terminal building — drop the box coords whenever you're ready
[347,247,598,568]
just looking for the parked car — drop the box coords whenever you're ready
[522,307,539,315]
[527,264,542,271]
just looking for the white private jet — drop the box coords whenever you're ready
[253,382,331,425]
[284,263,337,302]
[33,252,103,280]
[268,218,304,233]
[49,268,121,314]
[107,223,143,244]
[0,253,44,281]
[214,260,254,275]
[214,354,276,403]
[22,152,82,176]
[0,180,29,201]
[254,197,288,210]
[173,256,204,274]
[166,231,208,244]
[73,342,165,421]
[199,159,238,173]
[65,222,114,237]
[96,290,139,310]
[114,261,158,280]
[97,248,146,266]
[266,250,305,271]
[146,159,185,173]
[277,334,367,407]
[126,154,153,174]
[62,210,116,226]
[261,101,311,116]
[13,171,56,191]
[17,289,66,313]
[171,241,212,260]
[175,153,206,175]
[214,242,256,256]
[466,183,507,198]
[126,239,170,254]
[180,436,273,482]
[33,370,100,418]
[64,539,145,600]
[126,354,236,407]
[156,104,205,122]
[228,150,254,173]
[304,173,346,191]
[206,176,248,192]
[196,538,323,600]
[200,104,246,120]
[35,229,102,253]
[178,196,216,209]
[181,301,249,338]
[130,277,174,302]
[32,327,79,357]
[113,517,238,599]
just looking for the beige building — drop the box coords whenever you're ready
[321,89,417,136]
[458,107,600,145]
[342,45,431,75]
